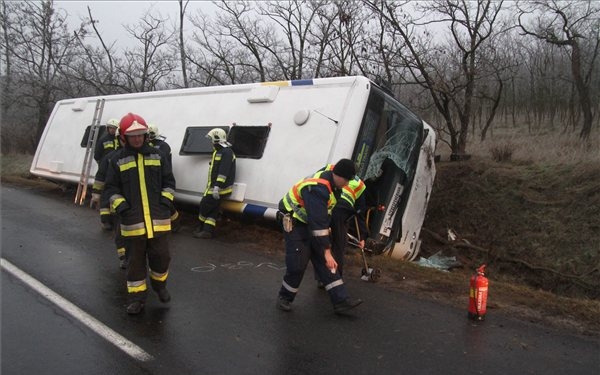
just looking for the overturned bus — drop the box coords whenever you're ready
[30,76,437,261]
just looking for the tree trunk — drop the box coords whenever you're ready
[570,42,593,140]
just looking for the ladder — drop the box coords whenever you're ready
[74,98,105,205]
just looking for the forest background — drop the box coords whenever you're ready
[1,1,599,334]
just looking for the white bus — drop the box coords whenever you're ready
[31,76,437,260]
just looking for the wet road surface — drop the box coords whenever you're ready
[1,184,598,374]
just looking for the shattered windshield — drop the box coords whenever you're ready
[354,85,424,182]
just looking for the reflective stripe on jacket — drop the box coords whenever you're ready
[104,143,176,238]
[315,163,365,207]
[204,144,236,196]
[282,174,336,224]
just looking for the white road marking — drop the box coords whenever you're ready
[1,258,153,362]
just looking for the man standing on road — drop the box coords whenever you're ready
[104,113,176,315]
[193,128,236,239]
[315,164,368,277]
[91,134,129,269]
[276,158,363,315]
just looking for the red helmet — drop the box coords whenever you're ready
[119,113,148,141]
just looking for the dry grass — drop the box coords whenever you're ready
[437,128,600,164]
[1,153,33,177]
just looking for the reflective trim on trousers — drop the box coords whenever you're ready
[282,280,299,294]
[150,269,168,282]
[324,279,344,291]
[127,280,147,293]
[312,229,329,237]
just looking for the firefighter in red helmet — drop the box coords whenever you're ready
[104,112,177,315]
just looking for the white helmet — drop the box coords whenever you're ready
[106,118,120,128]
[148,124,159,140]
[206,128,227,144]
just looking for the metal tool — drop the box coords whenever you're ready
[347,220,381,282]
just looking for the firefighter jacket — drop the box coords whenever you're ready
[280,171,338,253]
[94,132,119,163]
[204,143,236,196]
[104,143,176,238]
[93,149,117,219]
[149,138,172,166]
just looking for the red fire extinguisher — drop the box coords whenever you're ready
[468,264,489,321]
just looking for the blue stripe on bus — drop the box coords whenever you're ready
[291,79,314,86]
[242,204,268,217]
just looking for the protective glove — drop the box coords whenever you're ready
[212,186,220,200]
[90,193,100,209]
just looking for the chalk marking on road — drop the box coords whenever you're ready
[1,258,154,362]
[190,261,286,273]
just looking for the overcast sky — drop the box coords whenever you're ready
[55,0,215,48]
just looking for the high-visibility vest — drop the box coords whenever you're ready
[281,176,336,224]
[315,164,365,207]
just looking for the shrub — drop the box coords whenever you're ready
[490,142,515,162]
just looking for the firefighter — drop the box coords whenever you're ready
[148,123,180,233]
[91,133,128,269]
[193,128,236,239]
[148,124,172,165]
[94,118,120,164]
[315,164,368,277]
[104,112,176,315]
[276,158,363,315]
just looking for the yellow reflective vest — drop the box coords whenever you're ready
[281,175,336,224]
[316,164,365,207]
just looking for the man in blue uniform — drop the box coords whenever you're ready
[277,158,363,315]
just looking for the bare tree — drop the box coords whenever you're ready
[61,6,121,96]
[257,0,325,80]
[212,0,270,82]
[517,0,599,141]
[365,0,505,157]
[1,0,81,152]
[178,0,189,88]
[187,10,251,85]
[119,11,177,92]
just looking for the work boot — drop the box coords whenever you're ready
[277,297,292,312]
[126,301,144,315]
[333,298,363,315]
[157,288,171,303]
[119,256,128,270]
[193,230,213,239]
[171,218,182,233]
[192,224,204,238]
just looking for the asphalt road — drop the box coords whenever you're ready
[1,184,598,375]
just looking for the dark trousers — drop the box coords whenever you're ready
[329,205,355,276]
[279,223,349,305]
[112,215,126,259]
[311,205,353,278]
[197,194,228,231]
[125,235,171,302]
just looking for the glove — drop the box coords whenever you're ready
[212,186,220,200]
[90,193,100,209]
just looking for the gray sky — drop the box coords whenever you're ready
[55,0,215,48]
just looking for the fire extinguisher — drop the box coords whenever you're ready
[468,264,489,321]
